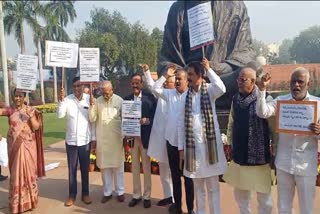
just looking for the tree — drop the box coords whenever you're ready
[43,0,76,102]
[272,39,293,64]
[0,2,10,106]
[252,39,269,59]
[77,8,161,80]
[290,25,320,63]
[3,1,38,54]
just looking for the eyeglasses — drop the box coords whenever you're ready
[73,84,81,88]
[236,78,252,83]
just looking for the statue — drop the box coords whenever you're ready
[158,1,255,109]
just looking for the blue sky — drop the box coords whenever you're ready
[4,1,320,58]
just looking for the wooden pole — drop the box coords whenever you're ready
[61,67,65,89]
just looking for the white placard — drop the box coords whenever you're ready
[276,100,318,135]
[187,2,214,49]
[79,48,100,82]
[16,54,38,91]
[122,100,142,118]
[45,40,79,68]
[122,118,141,137]
[0,138,8,167]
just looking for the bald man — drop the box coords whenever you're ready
[224,67,273,214]
[89,81,125,203]
[256,67,320,214]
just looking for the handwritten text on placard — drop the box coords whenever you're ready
[276,101,317,135]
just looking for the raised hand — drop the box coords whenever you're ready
[202,57,210,71]
[258,73,271,91]
[139,64,150,72]
[165,64,176,79]
[58,87,65,102]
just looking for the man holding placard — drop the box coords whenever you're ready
[256,67,320,214]
[57,76,96,207]
[124,73,157,209]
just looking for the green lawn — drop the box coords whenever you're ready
[0,113,66,147]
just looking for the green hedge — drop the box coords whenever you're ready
[34,103,58,113]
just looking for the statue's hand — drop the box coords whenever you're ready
[258,73,271,91]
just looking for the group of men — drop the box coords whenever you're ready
[56,55,320,214]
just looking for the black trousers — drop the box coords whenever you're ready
[167,141,194,211]
[66,143,91,199]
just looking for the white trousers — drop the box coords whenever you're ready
[101,162,125,196]
[277,168,316,214]
[193,175,221,214]
[159,162,173,199]
[234,188,272,214]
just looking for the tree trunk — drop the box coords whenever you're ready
[38,38,45,104]
[20,23,26,54]
[53,66,58,102]
[0,3,9,106]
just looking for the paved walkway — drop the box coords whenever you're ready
[0,141,320,214]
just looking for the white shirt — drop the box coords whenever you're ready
[256,90,320,176]
[144,71,170,163]
[57,93,96,146]
[144,70,187,147]
[176,69,228,178]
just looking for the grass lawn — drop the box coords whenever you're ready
[0,113,66,147]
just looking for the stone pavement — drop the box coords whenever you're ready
[0,141,319,214]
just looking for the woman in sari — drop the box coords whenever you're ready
[0,89,45,214]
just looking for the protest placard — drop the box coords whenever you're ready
[45,40,79,68]
[122,118,141,137]
[276,100,318,135]
[122,100,142,118]
[187,1,214,50]
[16,54,38,91]
[79,48,100,82]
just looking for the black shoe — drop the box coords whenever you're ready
[128,198,141,207]
[188,211,195,214]
[143,199,151,208]
[0,175,8,182]
[157,197,173,206]
[101,195,112,203]
[168,203,182,214]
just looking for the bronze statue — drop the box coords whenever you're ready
[158,1,255,109]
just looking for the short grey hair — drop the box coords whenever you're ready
[291,67,310,82]
[100,80,113,89]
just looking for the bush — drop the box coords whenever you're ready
[35,103,58,113]
[45,87,54,103]
[30,88,41,101]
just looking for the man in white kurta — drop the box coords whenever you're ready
[256,67,320,214]
[89,81,125,203]
[143,65,174,206]
[178,58,227,214]
[142,65,194,214]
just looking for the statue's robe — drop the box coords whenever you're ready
[158,1,255,109]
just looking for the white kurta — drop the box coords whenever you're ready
[89,95,124,169]
[177,69,228,178]
[147,98,169,163]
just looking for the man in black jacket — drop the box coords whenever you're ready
[124,73,157,209]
